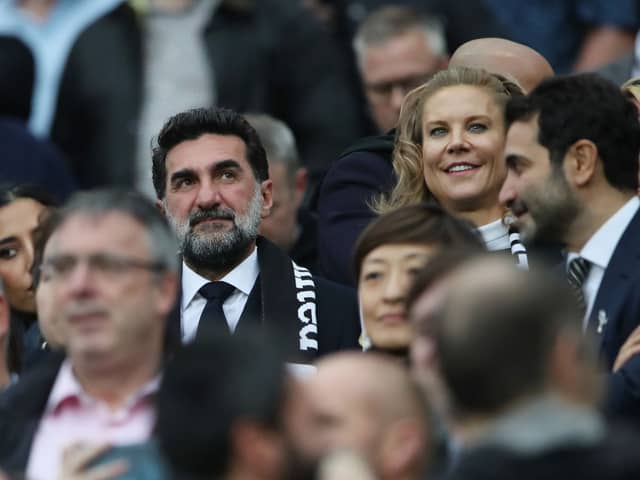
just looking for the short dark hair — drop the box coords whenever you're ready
[156,332,287,478]
[0,182,56,209]
[352,203,485,281]
[506,73,640,191]
[152,107,269,199]
[433,259,584,416]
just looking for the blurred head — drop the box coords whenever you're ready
[157,333,317,480]
[0,279,9,385]
[153,108,272,277]
[431,256,602,419]
[0,184,54,313]
[39,190,178,366]
[353,203,483,351]
[354,6,448,132]
[450,38,554,94]
[499,74,640,245]
[246,114,308,252]
[308,352,430,480]
[377,67,524,227]
[622,76,640,114]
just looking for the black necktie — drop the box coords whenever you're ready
[196,281,235,339]
[567,257,591,314]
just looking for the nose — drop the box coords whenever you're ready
[195,179,223,210]
[389,85,407,113]
[64,260,96,298]
[446,127,470,154]
[499,171,516,207]
[382,268,409,304]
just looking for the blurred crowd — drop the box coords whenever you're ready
[1,0,640,479]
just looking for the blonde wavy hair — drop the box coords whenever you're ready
[373,66,524,214]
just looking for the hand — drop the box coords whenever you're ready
[58,442,128,480]
[613,324,640,372]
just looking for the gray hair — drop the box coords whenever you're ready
[244,113,300,187]
[55,189,179,273]
[353,6,447,67]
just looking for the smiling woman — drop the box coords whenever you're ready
[375,67,527,261]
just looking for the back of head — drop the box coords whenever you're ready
[506,73,640,192]
[433,256,586,417]
[157,333,287,478]
[152,107,269,199]
[450,38,554,93]
[353,5,447,66]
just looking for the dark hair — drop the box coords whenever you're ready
[432,259,584,416]
[352,203,485,281]
[0,183,56,209]
[152,107,269,199]
[505,73,640,191]
[156,332,287,478]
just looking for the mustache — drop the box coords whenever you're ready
[189,208,235,227]
[66,302,109,318]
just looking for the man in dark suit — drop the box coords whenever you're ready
[421,256,640,479]
[152,107,360,365]
[0,190,180,478]
[499,73,640,423]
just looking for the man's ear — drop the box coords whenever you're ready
[260,179,274,218]
[564,139,598,187]
[293,168,308,210]
[155,199,166,216]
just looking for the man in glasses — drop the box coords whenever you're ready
[0,189,179,479]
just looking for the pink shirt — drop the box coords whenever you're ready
[26,360,159,480]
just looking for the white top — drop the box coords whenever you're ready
[477,218,511,251]
[566,196,640,329]
[180,247,259,341]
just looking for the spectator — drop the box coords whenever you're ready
[156,332,318,480]
[0,189,179,478]
[307,352,431,480]
[0,280,10,391]
[499,73,640,424]
[153,107,360,364]
[353,6,448,134]
[245,114,318,273]
[596,30,640,86]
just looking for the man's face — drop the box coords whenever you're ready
[259,162,304,252]
[161,134,273,273]
[360,29,447,132]
[42,212,176,361]
[499,117,580,245]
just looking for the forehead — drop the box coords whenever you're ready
[361,29,438,80]
[165,133,252,175]
[423,85,499,122]
[0,198,45,239]
[505,117,546,156]
[364,243,434,264]
[48,212,150,257]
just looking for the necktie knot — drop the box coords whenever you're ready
[199,282,235,302]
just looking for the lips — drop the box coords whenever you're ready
[189,209,234,228]
[509,199,529,218]
[445,162,480,175]
[379,312,406,325]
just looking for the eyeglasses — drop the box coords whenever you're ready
[365,72,435,102]
[39,253,165,281]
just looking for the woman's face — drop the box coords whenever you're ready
[421,85,507,217]
[358,243,434,350]
[0,198,46,312]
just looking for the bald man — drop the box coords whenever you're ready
[307,353,430,480]
[450,38,554,93]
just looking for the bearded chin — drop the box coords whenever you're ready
[182,226,256,273]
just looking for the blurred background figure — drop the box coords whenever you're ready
[0,0,363,193]
[245,114,318,272]
[597,30,640,86]
[427,256,640,479]
[156,333,318,480]
[0,184,56,377]
[352,203,483,355]
[307,352,431,480]
[0,279,11,391]
[352,6,448,134]
[481,0,639,73]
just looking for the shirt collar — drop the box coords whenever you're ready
[477,218,508,243]
[181,246,259,310]
[46,360,161,415]
[570,196,639,269]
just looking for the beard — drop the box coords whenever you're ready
[166,186,263,273]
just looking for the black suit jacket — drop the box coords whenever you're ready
[167,237,361,361]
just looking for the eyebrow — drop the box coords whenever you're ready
[0,236,17,246]
[169,159,243,184]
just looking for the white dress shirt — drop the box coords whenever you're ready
[566,196,640,329]
[180,248,259,342]
[477,218,510,251]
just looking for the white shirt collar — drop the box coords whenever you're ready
[477,218,509,251]
[573,196,639,269]
[181,247,259,312]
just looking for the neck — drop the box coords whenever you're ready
[148,0,194,12]
[70,342,162,410]
[565,188,634,252]
[19,0,55,21]
[455,204,504,228]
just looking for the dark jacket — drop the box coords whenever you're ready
[0,0,363,188]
